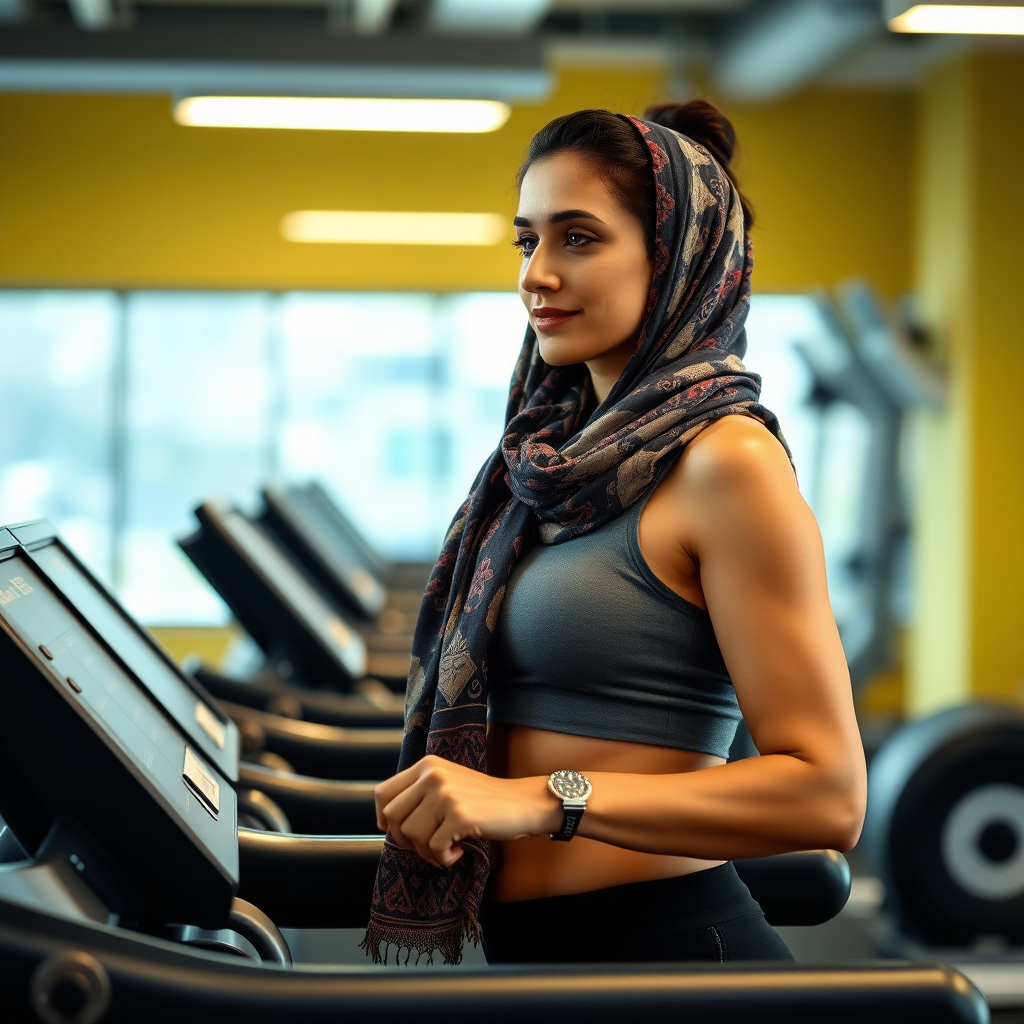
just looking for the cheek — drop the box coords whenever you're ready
[595,258,649,334]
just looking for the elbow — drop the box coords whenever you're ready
[818,789,866,853]
[826,813,863,854]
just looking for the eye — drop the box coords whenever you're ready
[565,231,595,248]
[512,235,537,257]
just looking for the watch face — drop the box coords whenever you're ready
[549,770,592,801]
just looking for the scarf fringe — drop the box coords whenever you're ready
[361,911,482,967]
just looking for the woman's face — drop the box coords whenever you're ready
[515,151,653,400]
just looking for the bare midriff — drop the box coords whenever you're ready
[487,722,725,903]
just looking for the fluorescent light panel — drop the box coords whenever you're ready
[282,210,509,246]
[431,0,551,32]
[174,96,511,132]
[889,3,1024,32]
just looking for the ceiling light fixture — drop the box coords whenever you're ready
[430,0,551,34]
[887,0,1024,33]
[174,96,512,132]
[281,210,509,246]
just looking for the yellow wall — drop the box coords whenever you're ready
[148,624,241,670]
[0,65,913,297]
[725,88,914,301]
[908,52,1024,714]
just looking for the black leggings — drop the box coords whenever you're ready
[480,862,794,964]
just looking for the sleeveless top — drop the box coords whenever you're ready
[487,485,741,759]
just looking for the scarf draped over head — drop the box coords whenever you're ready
[362,115,789,965]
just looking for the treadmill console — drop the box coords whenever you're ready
[261,484,387,620]
[0,535,237,927]
[180,502,367,688]
[7,520,238,781]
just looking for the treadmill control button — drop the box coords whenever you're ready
[65,676,83,694]
[39,645,54,660]
[182,746,220,819]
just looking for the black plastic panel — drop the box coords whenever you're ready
[180,503,366,689]
[0,554,237,925]
[261,485,386,620]
[18,533,239,781]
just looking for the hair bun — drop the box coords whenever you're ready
[643,99,737,170]
[643,98,753,227]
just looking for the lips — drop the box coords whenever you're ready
[532,308,580,330]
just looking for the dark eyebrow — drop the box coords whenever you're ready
[551,209,604,224]
[512,209,606,229]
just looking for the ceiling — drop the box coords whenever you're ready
[0,0,1011,103]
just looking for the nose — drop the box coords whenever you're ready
[520,240,560,295]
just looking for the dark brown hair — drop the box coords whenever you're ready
[517,99,753,259]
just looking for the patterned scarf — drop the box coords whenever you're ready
[362,115,788,965]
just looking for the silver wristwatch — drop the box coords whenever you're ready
[547,770,592,841]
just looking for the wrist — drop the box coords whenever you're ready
[519,776,564,836]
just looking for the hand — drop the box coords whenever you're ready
[374,755,561,868]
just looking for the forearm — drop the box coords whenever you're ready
[569,756,864,859]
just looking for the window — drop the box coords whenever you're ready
[0,289,874,629]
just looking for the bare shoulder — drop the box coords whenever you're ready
[669,414,796,504]
[657,416,822,601]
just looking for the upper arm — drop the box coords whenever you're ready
[675,417,863,779]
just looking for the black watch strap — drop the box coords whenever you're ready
[549,801,586,841]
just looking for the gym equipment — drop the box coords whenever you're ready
[180,501,370,688]
[0,517,853,919]
[0,527,988,1022]
[2,519,240,783]
[259,482,427,632]
[189,662,404,729]
[271,480,433,594]
[179,502,408,726]
[223,701,401,781]
[0,906,988,1024]
[0,520,391,831]
[863,701,1024,947]
[259,483,389,623]
[0,520,396,823]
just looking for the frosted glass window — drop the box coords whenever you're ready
[122,292,273,624]
[275,292,526,561]
[0,289,879,632]
[0,291,118,583]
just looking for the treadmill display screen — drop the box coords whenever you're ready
[270,490,386,617]
[219,511,367,679]
[0,554,237,877]
[28,542,234,773]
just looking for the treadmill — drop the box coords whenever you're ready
[259,482,427,635]
[292,480,433,593]
[0,522,398,827]
[179,502,407,729]
[0,536,986,1020]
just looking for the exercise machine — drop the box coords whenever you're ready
[864,701,1024,954]
[179,502,407,728]
[0,521,989,1022]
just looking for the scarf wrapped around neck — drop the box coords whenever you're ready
[362,115,788,965]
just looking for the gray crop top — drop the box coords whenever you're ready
[487,487,741,758]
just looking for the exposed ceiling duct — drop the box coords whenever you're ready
[0,29,553,99]
[713,0,882,102]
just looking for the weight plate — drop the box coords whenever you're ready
[865,704,1024,945]
[941,783,1024,900]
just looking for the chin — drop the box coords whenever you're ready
[537,336,590,367]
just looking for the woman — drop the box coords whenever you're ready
[363,100,866,966]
